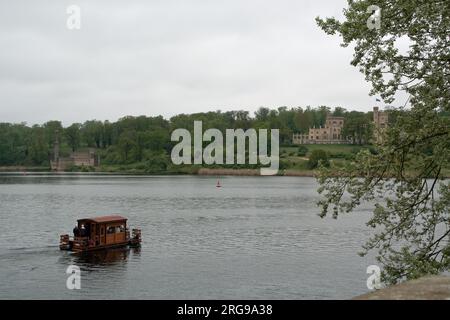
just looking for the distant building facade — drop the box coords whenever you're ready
[50,137,100,171]
[293,107,390,145]
[373,106,389,143]
[292,115,349,144]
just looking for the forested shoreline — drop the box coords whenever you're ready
[1,105,447,176]
[0,106,373,166]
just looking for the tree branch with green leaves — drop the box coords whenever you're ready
[316,0,449,284]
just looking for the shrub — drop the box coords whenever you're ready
[297,146,308,156]
[344,153,355,160]
[102,146,122,165]
[67,165,95,172]
[369,146,379,155]
[144,153,169,173]
[307,149,330,169]
[279,159,290,170]
[328,152,347,159]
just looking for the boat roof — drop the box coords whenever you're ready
[78,215,127,223]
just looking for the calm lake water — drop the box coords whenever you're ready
[0,174,376,299]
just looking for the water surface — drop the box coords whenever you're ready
[0,174,376,299]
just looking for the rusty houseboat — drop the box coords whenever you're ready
[60,215,141,252]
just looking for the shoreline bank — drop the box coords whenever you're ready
[1,166,449,178]
[0,168,317,177]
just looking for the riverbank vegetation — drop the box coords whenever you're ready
[316,0,450,285]
[0,106,448,177]
[0,106,377,172]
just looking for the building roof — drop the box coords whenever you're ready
[78,215,127,223]
[326,116,345,119]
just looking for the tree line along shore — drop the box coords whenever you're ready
[0,106,448,177]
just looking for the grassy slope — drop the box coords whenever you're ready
[281,144,370,155]
[279,144,369,173]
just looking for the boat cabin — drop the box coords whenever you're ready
[76,215,127,246]
[60,215,141,252]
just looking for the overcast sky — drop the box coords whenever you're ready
[0,0,392,125]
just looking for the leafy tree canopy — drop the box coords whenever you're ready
[316,0,449,284]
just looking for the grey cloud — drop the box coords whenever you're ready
[0,0,399,125]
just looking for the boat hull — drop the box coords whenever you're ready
[60,239,141,252]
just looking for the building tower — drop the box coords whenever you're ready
[53,130,60,162]
[373,106,388,143]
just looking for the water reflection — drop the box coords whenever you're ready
[79,247,140,265]
[59,247,141,268]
